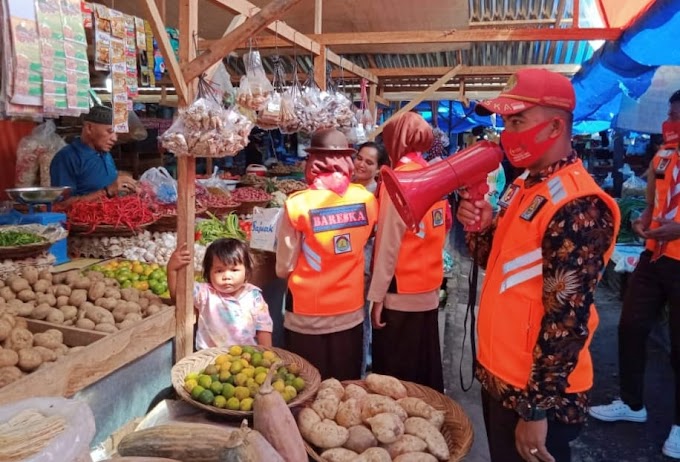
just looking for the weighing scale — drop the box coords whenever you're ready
[2,187,72,265]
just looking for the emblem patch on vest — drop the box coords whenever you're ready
[499,184,520,210]
[520,195,547,221]
[310,203,368,233]
[432,208,444,227]
[656,158,671,178]
[658,149,675,158]
[333,234,352,254]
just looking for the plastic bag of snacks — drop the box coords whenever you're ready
[278,68,302,134]
[139,167,177,204]
[256,58,285,130]
[236,50,273,111]
[295,72,336,135]
[15,121,66,187]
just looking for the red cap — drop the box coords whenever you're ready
[476,68,576,116]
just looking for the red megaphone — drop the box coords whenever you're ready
[380,141,504,232]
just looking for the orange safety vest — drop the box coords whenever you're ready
[645,144,680,261]
[477,160,620,392]
[286,184,378,316]
[381,162,447,294]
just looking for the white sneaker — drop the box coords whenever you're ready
[663,425,680,459]
[588,399,648,422]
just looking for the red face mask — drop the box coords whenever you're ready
[662,120,680,144]
[500,119,559,168]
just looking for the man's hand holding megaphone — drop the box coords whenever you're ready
[457,189,494,232]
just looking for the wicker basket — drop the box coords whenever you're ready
[304,379,474,462]
[68,222,153,237]
[149,206,208,233]
[235,200,269,215]
[0,241,51,260]
[171,346,321,419]
[203,203,241,218]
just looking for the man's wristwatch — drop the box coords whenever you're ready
[516,401,547,421]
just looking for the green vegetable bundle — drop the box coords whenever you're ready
[616,196,648,243]
[195,212,246,245]
[0,230,45,247]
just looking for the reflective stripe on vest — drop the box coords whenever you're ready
[286,184,378,316]
[646,146,680,260]
[382,162,447,294]
[478,160,621,392]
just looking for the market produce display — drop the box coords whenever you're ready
[0,267,173,335]
[88,260,169,296]
[300,374,452,461]
[0,306,81,389]
[204,194,240,209]
[67,195,156,233]
[181,345,306,411]
[195,213,247,244]
[0,409,66,461]
[231,187,271,203]
[275,179,307,195]
[0,231,45,247]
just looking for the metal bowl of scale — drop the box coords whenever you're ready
[5,187,72,205]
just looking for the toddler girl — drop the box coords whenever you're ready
[168,238,273,349]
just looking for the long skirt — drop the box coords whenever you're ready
[372,307,444,392]
[285,323,364,381]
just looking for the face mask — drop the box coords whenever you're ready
[500,119,560,168]
[662,120,680,144]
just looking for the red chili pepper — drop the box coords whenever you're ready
[195,230,202,241]
[67,195,156,232]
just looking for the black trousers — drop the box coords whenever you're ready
[482,389,582,462]
[619,250,680,422]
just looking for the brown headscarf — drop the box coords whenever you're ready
[304,152,355,195]
[382,112,434,166]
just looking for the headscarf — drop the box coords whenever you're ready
[382,112,434,167]
[304,152,355,195]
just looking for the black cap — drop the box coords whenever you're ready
[83,105,113,125]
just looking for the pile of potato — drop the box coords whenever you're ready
[0,267,173,334]
[297,373,450,462]
[0,310,82,388]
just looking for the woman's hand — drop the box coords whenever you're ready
[371,301,386,329]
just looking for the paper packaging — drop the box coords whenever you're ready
[249,207,283,253]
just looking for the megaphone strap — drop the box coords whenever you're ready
[460,233,479,393]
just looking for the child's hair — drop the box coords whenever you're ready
[202,238,253,283]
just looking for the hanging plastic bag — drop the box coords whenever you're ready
[15,121,67,187]
[236,49,273,111]
[256,57,284,130]
[622,173,647,198]
[279,65,302,134]
[139,166,177,204]
[211,61,236,108]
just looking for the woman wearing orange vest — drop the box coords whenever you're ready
[458,69,620,462]
[367,112,448,392]
[589,90,680,459]
[275,128,378,381]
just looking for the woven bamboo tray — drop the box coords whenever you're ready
[171,346,321,419]
[235,199,269,215]
[304,379,474,462]
[0,241,51,260]
[68,222,153,237]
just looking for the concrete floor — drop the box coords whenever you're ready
[439,255,677,462]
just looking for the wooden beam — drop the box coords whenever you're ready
[141,0,189,105]
[327,50,378,83]
[469,18,573,28]
[382,90,505,101]
[183,0,303,83]
[546,0,568,63]
[375,94,390,107]
[369,83,377,125]
[573,0,580,28]
[361,64,581,79]
[154,0,166,22]
[314,46,327,91]
[314,0,322,34]
[312,27,621,46]
[369,65,462,140]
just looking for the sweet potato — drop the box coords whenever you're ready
[398,397,446,430]
[31,303,51,320]
[36,292,56,307]
[0,348,18,367]
[344,383,368,401]
[75,318,96,330]
[33,330,63,349]
[32,279,50,294]
[69,289,87,307]
[312,388,342,420]
[64,270,80,286]
[84,270,104,281]
[21,267,39,285]
[16,289,36,302]
[16,303,34,317]
[320,448,358,462]
[46,308,65,324]
[366,373,407,400]
[336,398,363,428]
[85,305,114,325]
[59,305,78,321]
[296,407,321,435]
[38,269,53,283]
[393,452,438,462]
[383,434,428,458]
[319,378,345,400]
[0,287,15,301]
[88,281,106,301]
[120,288,139,302]
[52,284,71,297]
[73,277,92,290]
[361,394,408,422]
[301,418,349,449]
[354,447,392,462]
[3,327,33,351]
[403,417,449,461]
[365,413,404,444]
[344,425,377,454]
[103,277,119,288]
[104,287,122,300]
[8,277,30,294]
[112,307,127,323]
[17,347,43,372]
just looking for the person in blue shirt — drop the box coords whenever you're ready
[50,105,137,204]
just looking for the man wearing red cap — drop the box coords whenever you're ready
[458,69,621,462]
[589,89,680,459]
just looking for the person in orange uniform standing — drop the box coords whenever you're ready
[368,112,448,392]
[589,90,680,459]
[457,69,620,462]
[275,128,378,381]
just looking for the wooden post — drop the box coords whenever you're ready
[573,0,580,28]
[369,83,377,126]
[369,65,461,140]
[314,46,327,91]
[182,0,303,82]
[154,0,166,21]
[314,0,322,34]
[175,0,198,361]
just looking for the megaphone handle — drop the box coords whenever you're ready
[463,180,490,232]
